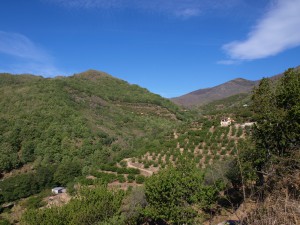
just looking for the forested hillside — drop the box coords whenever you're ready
[0,70,193,209]
[0,70,189,173]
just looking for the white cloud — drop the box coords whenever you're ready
[217,60,239,65]
[223,0,300,60]
[1,62,63,77]
[0,31,49,62]
[45,0,242,18]
[174,8,201,18]
[0,31,62,76]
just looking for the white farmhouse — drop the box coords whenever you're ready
[220,117,234,127]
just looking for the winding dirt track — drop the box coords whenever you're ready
[124,158,154,177]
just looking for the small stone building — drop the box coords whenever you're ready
[51,187,66,194]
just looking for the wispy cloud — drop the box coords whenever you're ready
[44,0,242,18]
[45,0,124,9]
[0,31,62,76]
[217,60,239,65]
[222,0,300,60]
[0,31,48,62]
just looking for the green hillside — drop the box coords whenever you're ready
[0,70,195,204]
[0,70,188,170]
[198,93,254,122]
[1,68,299,225]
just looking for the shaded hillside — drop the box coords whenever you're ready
[171,78,258,107]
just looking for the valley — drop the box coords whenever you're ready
[0,67,299,225]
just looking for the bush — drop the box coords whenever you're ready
[136,175,145,184]
[127,174,135,183]
[120,187,147,224]
[0,219,11,225]
[0,166,55,203]
[54,161,82,186]
[118,175,126,183]
[143,161,224,224]
[90,170,117,183]
[119,160,127,168]
[22,186,125,225]
[24,195,46,209]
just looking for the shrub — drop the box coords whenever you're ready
[118,175,126,183]
[127,174,135,183]
[136,175,145,184]
[119,160,127,168]
[144,161,224,224]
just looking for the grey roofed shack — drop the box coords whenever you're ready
[51,187,66,194]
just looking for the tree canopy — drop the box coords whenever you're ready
[240,68,300,188]
[144,160,224,224]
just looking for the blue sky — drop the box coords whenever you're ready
[1,0,300,97]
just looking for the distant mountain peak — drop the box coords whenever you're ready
[171,66,300,107]
[232,77,251,82]
[228,78,257,86]
[171,78,258,107]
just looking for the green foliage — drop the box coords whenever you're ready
[198,93,254,123]
[0,72,186,167]
[89,170,118,184]
[23,195,47,210]
[67,70,182,113]
[245,69,300,185]
[252,69,300,156]
[127,174,135,183]
[99,164,140,175]
[117,174,126,183]
[232,68,300,190]
[119,160,127,168]
[54,161,82,186]
[225,146,256,188]
[22,186,124,225]
[0,166,55,204]
[144,162,150,169]
[0,219,11,225]
[135,175,145,184]
[120,187,147,224]
[236,127,243,137]
[0,71,191,204]
[143,161,224,224]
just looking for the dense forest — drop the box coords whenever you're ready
[0,71,191,169]
[0,68,299,224]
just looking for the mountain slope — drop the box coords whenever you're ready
[0,70,190,176]
[171,66,300,107]
[171,78,258,107]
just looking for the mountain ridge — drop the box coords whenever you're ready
[171,77,258,107]
[171,66,300,107]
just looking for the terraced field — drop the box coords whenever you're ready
[87,119,252,185]
[126,121,251,171]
